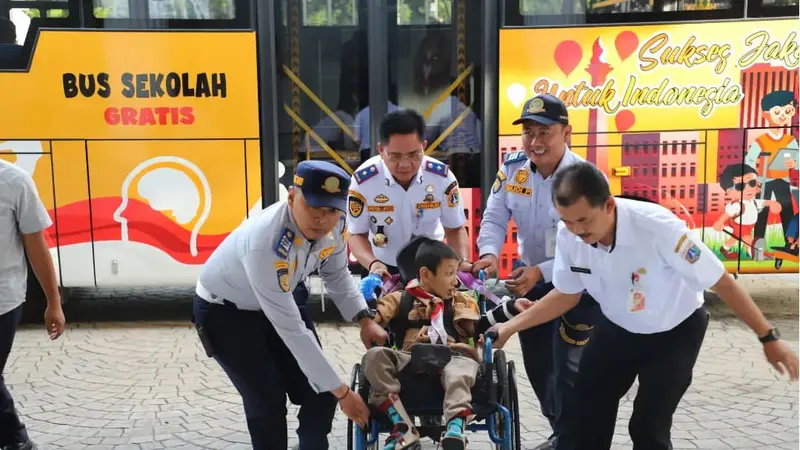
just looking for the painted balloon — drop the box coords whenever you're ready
[614,31,638,61]
[506,83,528,108]
[554,40,582,77]
[615,110,636,132]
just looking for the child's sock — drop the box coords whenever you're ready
[386,405,403,425]
[447,417,464,433]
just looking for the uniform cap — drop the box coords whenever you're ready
[293,161,351,212]
[512,93,569,126]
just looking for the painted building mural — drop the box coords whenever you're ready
[499,18,799,274]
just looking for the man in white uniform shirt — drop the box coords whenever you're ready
[488,162,799,450]
[192,161,388,450]
[347,109,472,280]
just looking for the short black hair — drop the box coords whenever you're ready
[379,109,425,142]
[719,163,757,190]
[415,240,459,275]
[552,162,611,208]
[0,19,15,44]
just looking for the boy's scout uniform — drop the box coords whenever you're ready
[362,282,481,423]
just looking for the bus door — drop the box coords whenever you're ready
[272,0,487,266]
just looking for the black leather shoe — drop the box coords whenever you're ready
[2,441,38,450]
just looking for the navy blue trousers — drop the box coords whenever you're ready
[514,270,600,449]
[192,282,336,450]
[0,303,29,446]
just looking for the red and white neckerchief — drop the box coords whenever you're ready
[405,280,448,345]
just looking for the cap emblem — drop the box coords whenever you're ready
[322,176,341,194]
[527,97,545,114]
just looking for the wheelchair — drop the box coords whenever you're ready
[347,237,521,450]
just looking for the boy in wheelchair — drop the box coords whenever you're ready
[361,237,530,450]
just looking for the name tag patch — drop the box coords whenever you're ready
[506,183,532,196]
[570,266,591,274]
[368,205,395,213]
[415,201,441,209]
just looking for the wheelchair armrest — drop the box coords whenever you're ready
[408,344,452,373]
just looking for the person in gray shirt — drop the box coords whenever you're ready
[192,160,387,450]
[0,159,66,450]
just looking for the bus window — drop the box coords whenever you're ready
[302,0,358,26]
[92,0,236,19]
[397,0,452,25]
[747,0,798,17]
[509,0,744,26]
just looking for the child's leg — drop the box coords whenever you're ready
[362,347,420,449]
[440,355,480,449]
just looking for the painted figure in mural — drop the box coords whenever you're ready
[714,164,782,259]
[744,90,798,249]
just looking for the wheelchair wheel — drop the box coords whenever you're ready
[492,350,516,450]
[507,360,521,450]
[347,362,378,450]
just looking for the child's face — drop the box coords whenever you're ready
[420,257,460,299]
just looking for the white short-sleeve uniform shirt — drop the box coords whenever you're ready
[346,155,466,267]
[552,198,726,334]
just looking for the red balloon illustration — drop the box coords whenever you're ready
[614,31,639,61]
[554,40,582,77]
[615,110,636,132]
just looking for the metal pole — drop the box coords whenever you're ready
[368,0,388,157]
[254,0,280,207]
[481,0,499,205]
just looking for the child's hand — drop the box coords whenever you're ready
[713,220,725,232]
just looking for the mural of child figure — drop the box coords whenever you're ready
[714,164,782,260]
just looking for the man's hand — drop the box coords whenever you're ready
[359,319,388,349]
[764,340,799,381]
[369,261,391,280]
[458,260,474,274]
[513,298,534,313]
[485,323,512,349]
[504,266,542,297]
[472,254,498,278]
[333,384,370,427]
[44,303,65,340]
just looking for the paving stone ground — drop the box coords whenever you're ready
[6,274,799,449]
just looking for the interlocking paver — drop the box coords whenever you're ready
[5,274,799,449]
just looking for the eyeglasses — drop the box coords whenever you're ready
[734,179,759,191]
[385,151,424,163]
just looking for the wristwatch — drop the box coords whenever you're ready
[758,327,780,343]
[353,308,376,322]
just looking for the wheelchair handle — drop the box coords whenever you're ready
[485,329,499,342]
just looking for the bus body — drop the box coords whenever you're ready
[0,0,796,320]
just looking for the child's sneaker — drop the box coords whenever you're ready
[440,417,467,450]
[382,423,421,450]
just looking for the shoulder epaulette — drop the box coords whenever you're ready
[273,227,295,259]
[424,160,448,177]
[354,164,379,184]
[503,151,527,166]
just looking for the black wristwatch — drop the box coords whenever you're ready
[353,308,375,322]
[758,327,780,344]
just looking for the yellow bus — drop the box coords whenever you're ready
[0,0,796,322]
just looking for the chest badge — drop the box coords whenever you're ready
[384,216,393,225]
[515,169,529,184]
[374,194,390,204]
[373,225,388,248]
[425,184,435,193]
